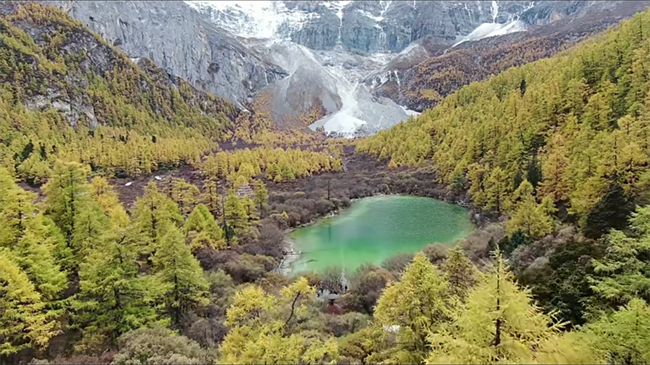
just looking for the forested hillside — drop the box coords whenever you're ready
[359,9,650,237]
[2,3,650,365]
[0,2,242,181]
[3,158,649,363]
[0,2,326,183]
[374,1,650,112]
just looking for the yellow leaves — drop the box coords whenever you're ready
[168,177,201,216]
[199,147,341,184]
[506,180,555,239]
[279,277,317,320]
[301,337,339,365]
[534,332,605,365]
[374,253,451,364]
[16,154,51,185]
[184,204,226,252]
[538,133,571,202]
[280,276,315,302]
[0,253,60,355]
[91,176,129,228]
[233,174,248,189]
[220,325,316,365]
[221,280,339,365]
[578,298,650,364]
[357,9,650,226]
[567,175,608,221]
[466,163,487,207]
[226,285,276,327]
[1,3,237,179]
[424,255,570,364]
[484,166,510,214]
[338,325,388,364]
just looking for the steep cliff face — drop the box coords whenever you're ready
[0,2,237,132]
[43,0,650,137]
[198,1,624,55]
[194,0,538,54]
[47,0,286,107]
[366,0,650,112]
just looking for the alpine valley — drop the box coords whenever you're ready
[2,1,650,364]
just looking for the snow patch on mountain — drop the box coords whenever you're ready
[452,20,527,48]
[489,20,527,37]
[398,42,420,56]
[491,0,499,22]
[185,0,533,136]
[301,53,412,137]
[323,0,353,19]
[187,1,276,39]
[187,1,324,40]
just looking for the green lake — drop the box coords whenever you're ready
[288,195,476,275]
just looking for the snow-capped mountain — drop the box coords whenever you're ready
[185,0,541,136]
[47,0,649,136]
[187,1,536,54]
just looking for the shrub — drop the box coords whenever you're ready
[422,243,448,265]
[112,327,213,365]
[345,264,395,314]
[380,253,414,277]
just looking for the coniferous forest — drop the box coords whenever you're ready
[1,2,650,364]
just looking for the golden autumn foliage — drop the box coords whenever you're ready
[358,11,650,233]
[0,3,235,180]
[199,147,343,183]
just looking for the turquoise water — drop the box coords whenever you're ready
[289,195,475,274]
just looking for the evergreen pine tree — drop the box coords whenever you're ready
[440,246,480,302]
[224,190,249,242]
[0,168,67,299]
[425,252,594,364]
[0,168,35,247]
[128,181,183,257]
[580,298,650,364]
[506,180,555,239]
[42,161,92,243]
[184,204,225,251]
[202,178,222,219]
[72,238,158,352]
[588,206,650,309]
[12,215,68,300]
[170,178,201,217]
[90,176,129,229]
[42,162,109,270]
[152,225,208,328]
[374,253,451,364]
[0,253,59,356]
[253,179,269,215]
[220,279,339,364]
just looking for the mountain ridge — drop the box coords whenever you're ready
[31,1,650,136]
[367,0,650,111]
[0,1,240,181]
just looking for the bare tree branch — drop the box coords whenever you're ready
[284,292,301,328]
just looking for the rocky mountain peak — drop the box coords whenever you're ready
[45,0,650,137]
[188,0,542,54]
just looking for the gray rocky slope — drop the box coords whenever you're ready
[47,1,650,136]
[48,1,286,109]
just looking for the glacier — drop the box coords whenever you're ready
[186,1,530,137]
[186,0,414,137]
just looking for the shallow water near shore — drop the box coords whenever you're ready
[288,195,476,275]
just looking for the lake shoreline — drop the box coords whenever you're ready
[278,205,350,275]
[277,193,483,275]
